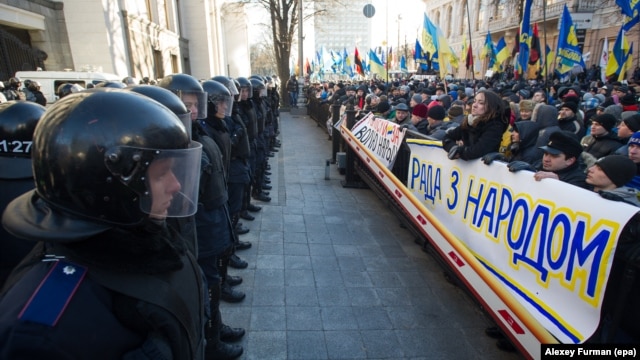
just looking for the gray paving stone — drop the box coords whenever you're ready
[223,113,525,360]
[286,330,328,359]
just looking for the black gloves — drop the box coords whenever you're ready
[507,161,536,172]
[482,152,507,165]
[448,145,463,160]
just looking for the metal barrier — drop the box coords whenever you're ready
[307,96,329,128]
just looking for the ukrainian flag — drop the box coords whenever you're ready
[556,5,585,75]
[606,27,633,81]
[495,37,510,68]
[368,49,387,79]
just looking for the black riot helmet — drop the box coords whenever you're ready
[211,76,239,97]
[201,80,233,118]
[57,83,84,99]
[95,80,126,89]
[265,76,274,89]
[127,85,192,139]
[122,76,138,86]
[249,78,267,99]
[8,77,21,89]
[232,79,241,101]
[0,101,46,179]
[27,81,41,92]
[236,77,252,101]
[32,89,202,225]
[159,74,208,121]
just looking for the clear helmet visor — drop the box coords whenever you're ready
[178,90,208,120]
[239,87,251,101]
[212,94,234,117]
[227,81,239,96]
[178,112,193,139]
[138,141,202,219]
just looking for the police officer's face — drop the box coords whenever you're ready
[240,87,250,101]
[216,101,227,118]
[542,152,574,172]
[182,93,199,121]
[147,158,181,219]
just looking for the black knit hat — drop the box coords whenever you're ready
[624,114,640,132]
[591,113,618,131]
[427,105,446,121]
[594,155,636,187]
[560,101,578,114]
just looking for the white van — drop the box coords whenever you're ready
[15,70,122,104]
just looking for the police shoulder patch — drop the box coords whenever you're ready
[18,260,87,326]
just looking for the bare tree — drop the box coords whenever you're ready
[250,43,277,74]
[240,0,340,106]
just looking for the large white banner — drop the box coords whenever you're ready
[407,139,639,344]
[350,113,406,169]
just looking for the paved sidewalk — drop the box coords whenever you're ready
[221,111,523,360]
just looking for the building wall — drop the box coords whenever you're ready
[61,0,128,75]
[221,2,251,77]
[0,0,74,74]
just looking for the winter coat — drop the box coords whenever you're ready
[584,132,623,159]
[442,113,508,160]
[511,121,542,166]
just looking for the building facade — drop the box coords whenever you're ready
[0,0,251,82]
[422,0,633,79]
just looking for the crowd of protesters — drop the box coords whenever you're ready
[307,72,640,350]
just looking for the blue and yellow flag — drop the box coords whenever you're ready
[415,39,429,71]
[606,27,633,81]
[436,28,459,78]
[422,14,438,60]
[400,55,408,73]
[495,37,509,68]
[518,0,533,77]
[618,0,640,30]
[342,48,353,77]
[480,32,496,70]
[480,32,493,59]
[556,5,586,75]
[368,49,387,79]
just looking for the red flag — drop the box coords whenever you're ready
[354,47,364,76]
[305,58,311,75]
[466,44,473,70]
[512,29,520,57]
[528,23,541,65]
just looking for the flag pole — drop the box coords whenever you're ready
[465,0,475,80]
[542,0,549,87]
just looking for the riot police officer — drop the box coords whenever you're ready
[3,77,26,101]
[0,89,206,358]
[159,74,245,357]
[0,101,46,287]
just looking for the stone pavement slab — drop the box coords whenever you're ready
[220,111,523,360]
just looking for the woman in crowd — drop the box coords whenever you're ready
[443,90,509,160]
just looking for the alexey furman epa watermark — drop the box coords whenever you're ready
[541,344,638,358]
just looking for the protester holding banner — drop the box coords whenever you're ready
[587,155,640,206]
[443,90,508,160]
